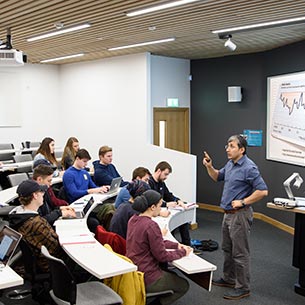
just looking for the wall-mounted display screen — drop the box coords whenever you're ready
[267,71,305,166]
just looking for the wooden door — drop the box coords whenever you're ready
[153,108,189,153]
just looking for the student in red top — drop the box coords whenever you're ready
[126,190,192,305]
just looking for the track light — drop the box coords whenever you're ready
[219,34,237,51]
[224,38,236,51]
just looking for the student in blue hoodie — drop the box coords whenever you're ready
[93,145,128,187]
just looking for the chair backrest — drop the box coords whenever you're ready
[95,225,126,255]
[13,154,33,173]
[14,154,33,162]
[41,245,77,304]
[8,173,29,187]
[54,151,63,159]
[30,142,41,148]
[0,143,15,162]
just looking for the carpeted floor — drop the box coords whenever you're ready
[1,208,304,305]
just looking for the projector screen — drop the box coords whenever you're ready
[267,71,305,166]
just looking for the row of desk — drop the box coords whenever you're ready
[55,193,216,291]
[1,185,216,293]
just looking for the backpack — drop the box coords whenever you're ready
[191,239,219,252]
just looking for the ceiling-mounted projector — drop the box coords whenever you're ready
[0,28,27,66]
[0,49,25,66]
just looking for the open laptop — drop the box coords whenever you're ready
[74,196,95,219]
[0,225,22,267]
[106,177,122,195]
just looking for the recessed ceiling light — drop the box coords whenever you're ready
[27,22,91,42]
[40,53,84,63]
[108,37,175,51]
[212,16,305,34]
[126,0,199,17]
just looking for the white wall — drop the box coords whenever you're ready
[0,64,60,148]
[0,53,196,202]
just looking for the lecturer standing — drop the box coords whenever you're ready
[202,134,268,300]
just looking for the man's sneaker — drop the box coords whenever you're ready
[212,278,235,288]
[223,288,250,300]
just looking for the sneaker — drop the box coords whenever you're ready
[212,278,235,288]
[223,288,250,300]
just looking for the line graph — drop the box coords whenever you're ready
[271,80,305,147]
[280,91,305,115]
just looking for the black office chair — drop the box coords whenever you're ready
[5,240,51,304]
[41,245,123,305]
[146,290,174,305]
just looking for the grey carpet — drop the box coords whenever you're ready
[1,208,304,305]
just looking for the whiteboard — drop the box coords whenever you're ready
[0,71,21,127]
[267,71,305,166]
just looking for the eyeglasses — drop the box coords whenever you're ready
[225,144,238,150]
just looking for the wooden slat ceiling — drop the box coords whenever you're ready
[1,0,305,64]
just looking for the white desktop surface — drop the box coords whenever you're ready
[0,186,18,205]
[0,266,23,289]
[154,207,216,275]
[55,191,137,279]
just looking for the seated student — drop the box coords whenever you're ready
[110,180,150,239]
[33,164,76,226]
[63,148,108,203]
[126,190,191,305]
[61,137,80,170]
[93,145,128,187]
[9,180,66,272]
[33,137,61,177]
[149,161,191,246]
[115,167,151,208]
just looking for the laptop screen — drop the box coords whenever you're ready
[83,196,94,215]
[108,177,122,192]
[0,225,22,265]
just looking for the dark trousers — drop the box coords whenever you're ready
[146,271,189,305]
[178,223,191,246]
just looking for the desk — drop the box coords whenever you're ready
[267,202,305,296]
[55,193,137,280]
[154,207,217,291]
[0,266,23,289]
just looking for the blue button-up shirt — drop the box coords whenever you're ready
[217,155,268,210]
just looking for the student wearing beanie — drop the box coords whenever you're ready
[109,180,150,239]
[126,190,192,305]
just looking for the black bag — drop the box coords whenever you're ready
[199,239,219,251]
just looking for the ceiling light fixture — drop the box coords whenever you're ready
[108,37,175,51]
[126,0,199,17]
[212,16,305,34]
[27,22,91,42]
[40,53,84,63]
[219,34,237,51]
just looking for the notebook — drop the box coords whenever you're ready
[74,196,95,219]
[0,225,22,267]
[106,177,122,195]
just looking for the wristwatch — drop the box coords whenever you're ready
[241,199,246,207]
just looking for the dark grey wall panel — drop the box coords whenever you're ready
[191,41,305,227]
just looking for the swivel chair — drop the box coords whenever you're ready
[41,245,123,305]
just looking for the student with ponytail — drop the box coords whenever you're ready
[126,190,192,305]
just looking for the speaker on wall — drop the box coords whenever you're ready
[228,86,242,102]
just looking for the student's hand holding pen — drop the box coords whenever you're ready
[178,244,193,256]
